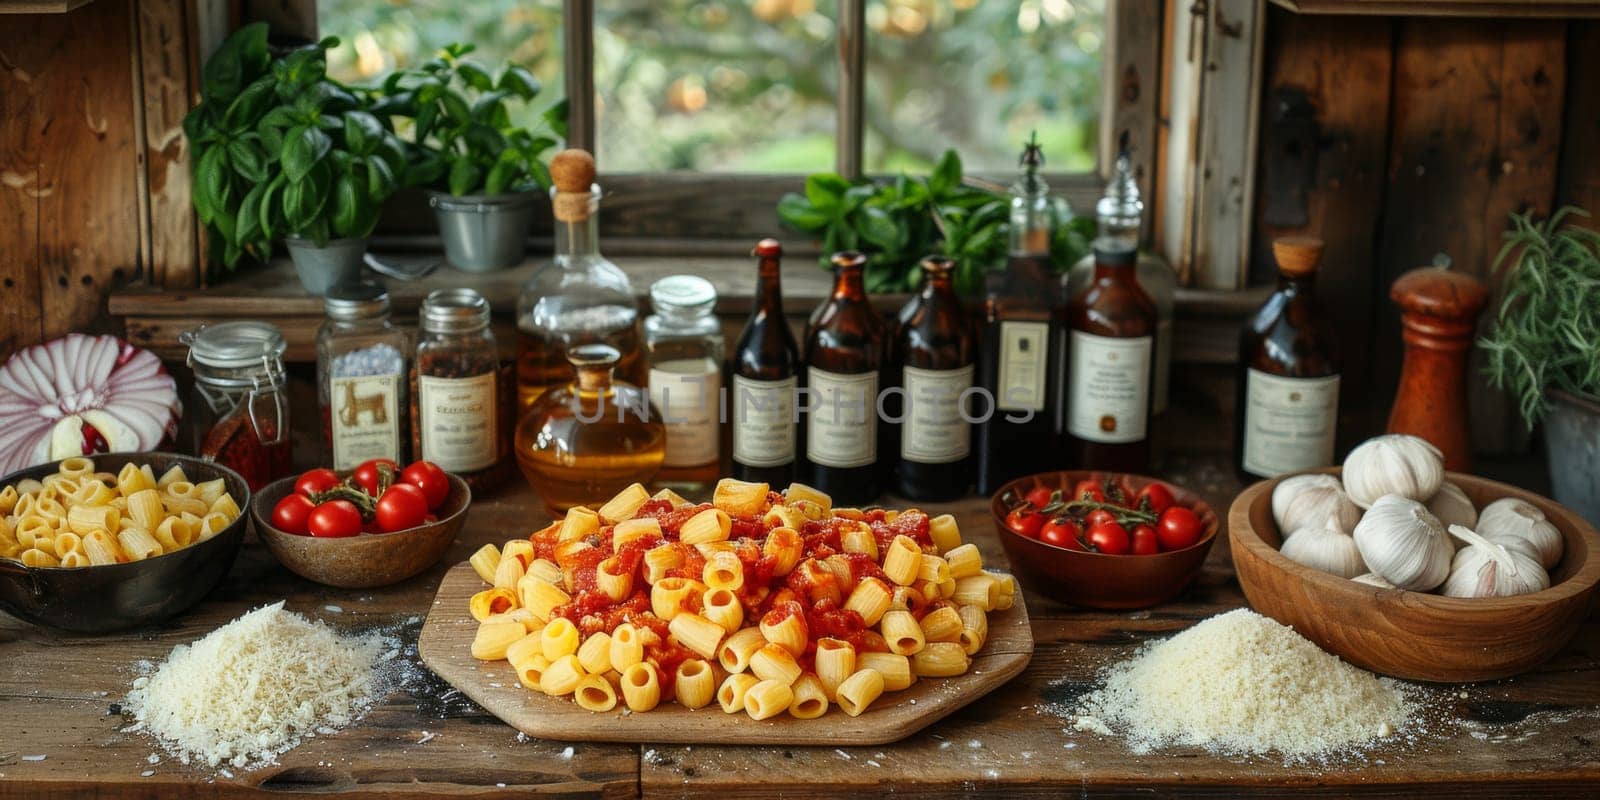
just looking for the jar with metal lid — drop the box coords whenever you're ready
[413,288,506,484]
[317,280,409,470]
[180,321,292,490]
[643,275,723,485]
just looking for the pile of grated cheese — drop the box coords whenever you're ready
[1073,609,1413,758]
[126,602,393,769]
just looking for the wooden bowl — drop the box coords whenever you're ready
[1229,468,1600,682]
[990,471,1219,609]
[251,472,471,589]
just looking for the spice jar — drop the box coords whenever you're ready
[413,288,506,486]
[180,321,292,490]
[644,275,724,489]
[317,280,409,470]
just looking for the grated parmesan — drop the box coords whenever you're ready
[1072,609,1412,758]
[125,602,392,769]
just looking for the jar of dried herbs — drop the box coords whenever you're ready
[317,280,409,470]
[414,288,504,483]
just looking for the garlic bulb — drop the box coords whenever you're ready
[1476,497,1564,569]
[1341,434,1445,508]
[1351,573,1395,589]
[1280,518,1367,578]
[1441,524,1550,598]
[1425,481,1478,537]
[1273,476,1363,535]
[1352,494,1453,591]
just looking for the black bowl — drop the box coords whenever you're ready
[0,452,250,633]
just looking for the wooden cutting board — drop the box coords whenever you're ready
[418,562,1034,745]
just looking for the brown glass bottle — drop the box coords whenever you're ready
[802,251,885,506]
[891,256,975,500]
[729,239,802,486]
[1065,245,1158,472]
[1234,237,1341,480]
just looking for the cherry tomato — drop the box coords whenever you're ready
[308,499,363,538]
[294,468,340,498]
[1039,518,1083,550]
[1086,520,1131,555]
[1072,478,1106,504]
[352,458,397,497]
[400,460,450,510]
[1157,506,1205,551]
[1086,509,1119,530]
[1023,485,1056,510]
[1005,507,1045,539]
[376,482,429,532]
[1137,483,1176,516]
[1130,524,1160,555]
[271,494,315,535]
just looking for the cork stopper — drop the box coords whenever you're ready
[551,149,597,223]
[1272,237,1324,277]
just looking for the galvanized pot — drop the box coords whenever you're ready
[1543,387,1600,527]
[285,236,367,295]
[430,191,537,272]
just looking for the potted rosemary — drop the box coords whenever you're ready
[186,24,403,293]
[375,44,564,272]
[1480,207,1600,524]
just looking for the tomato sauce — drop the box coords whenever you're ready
[868,509,933,553]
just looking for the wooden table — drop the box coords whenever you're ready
[2,449,1597,798]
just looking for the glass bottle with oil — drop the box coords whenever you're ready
[644,275,724,495]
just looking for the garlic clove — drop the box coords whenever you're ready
[1341,434,1445,509]
[1476,497,1563,570]
[1425,481,1478,543]
[1271,474,1342,531]
[1280,518,1367,579]
[1441,524,1551,598]
[1281,482,1363,536]
[1352,494,1453,592]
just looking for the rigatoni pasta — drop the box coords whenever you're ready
[464,478,1014,719]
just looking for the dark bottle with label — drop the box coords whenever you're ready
[1234,237,1341,480]
[729,239,802,486]
[891,256,975,500]
[976,138,1066,495]
[1064,180,1157,472]
[802,251,885,505]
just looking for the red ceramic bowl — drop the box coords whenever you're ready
[990,471,1219,609]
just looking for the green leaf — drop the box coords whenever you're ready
[281,125,331,183]
[856,206,902,250]
[343,110,384,156]
[197,146,230,222]
[202,23,268,103]
[527,159,552,192]
[463,125,506,154]
[236,181,265,246]
[223,78,275,131]
[448,159,482,196]
[258,174,285,239]
[226,138,267,182]
[455,61,495,91]
[470,91,508,122]
[440,91,470,124]
[929,150,963,196]
[805,174,850,212]
[415,103,439,142]
[366,155,396,199]
[497,65,541,99]
[331,172,362,237]
[484,159,519,196]
[777,193,830,232]
[543,99,569,140]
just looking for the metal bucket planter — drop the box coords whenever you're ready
[285,236,367,295]
[1543,387,1600,527]
[430,191,537,272]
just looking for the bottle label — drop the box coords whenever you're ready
[996,320,1051,412]
[806,368,877,468]
[650,359,721,468]
[1067,331,1152,444]
[418,372,497,472]
[731,375,796,468]
[901,365,974,464]
[330,373,402,470]
[1242,369,1340,477]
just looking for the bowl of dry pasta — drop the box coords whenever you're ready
[0,452,249,633]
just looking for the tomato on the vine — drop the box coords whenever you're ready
[376,482,430,532]
[294,468,339,498]
[1137,483,1176,516]
[1085,509,1119,530]
[1071,479,1106,503]
[308,499,363,538]
[1130,524,1160,555]
[271,494,315,535]
[1039,518,1083,550]
[1023,485,1056,510]
[352,458,397,496]
[400,460,450,510]
[1157,506,1205,551]
[1005,507,1044,539]
[1086,520,1131,555]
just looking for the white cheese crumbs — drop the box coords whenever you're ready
[835,749,851,760]
[140,770,155,777]
[146,754,159,765]
[324,605,343,613]
[417,731,437,745]
[559,746,574,760]
[21,755,45,762]
[1071,609,1412,758]
[125,602,393,770]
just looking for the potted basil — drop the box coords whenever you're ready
[1480,207,1600,525]
[186,24,403,293]
[375,44,564,272]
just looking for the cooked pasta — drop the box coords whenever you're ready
[465,478,1011,718]
[1,459,240,569]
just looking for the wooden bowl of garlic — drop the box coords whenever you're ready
[1229,456,1600,682]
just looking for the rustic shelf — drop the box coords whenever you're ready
[1269,0,1600,17]
[0,0,95,12]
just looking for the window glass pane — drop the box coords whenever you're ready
[863,0,1105,173]
[594,1,837,172]
[320,1,565,121]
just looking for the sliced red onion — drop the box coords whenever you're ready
[0,334,180,474]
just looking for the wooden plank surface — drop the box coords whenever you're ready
[133,0,199,290]
[419,563,1031,746]
[0,8,48,357]
[1557,21,1600,222]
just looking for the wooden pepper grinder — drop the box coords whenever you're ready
[1386,257,1488,472]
